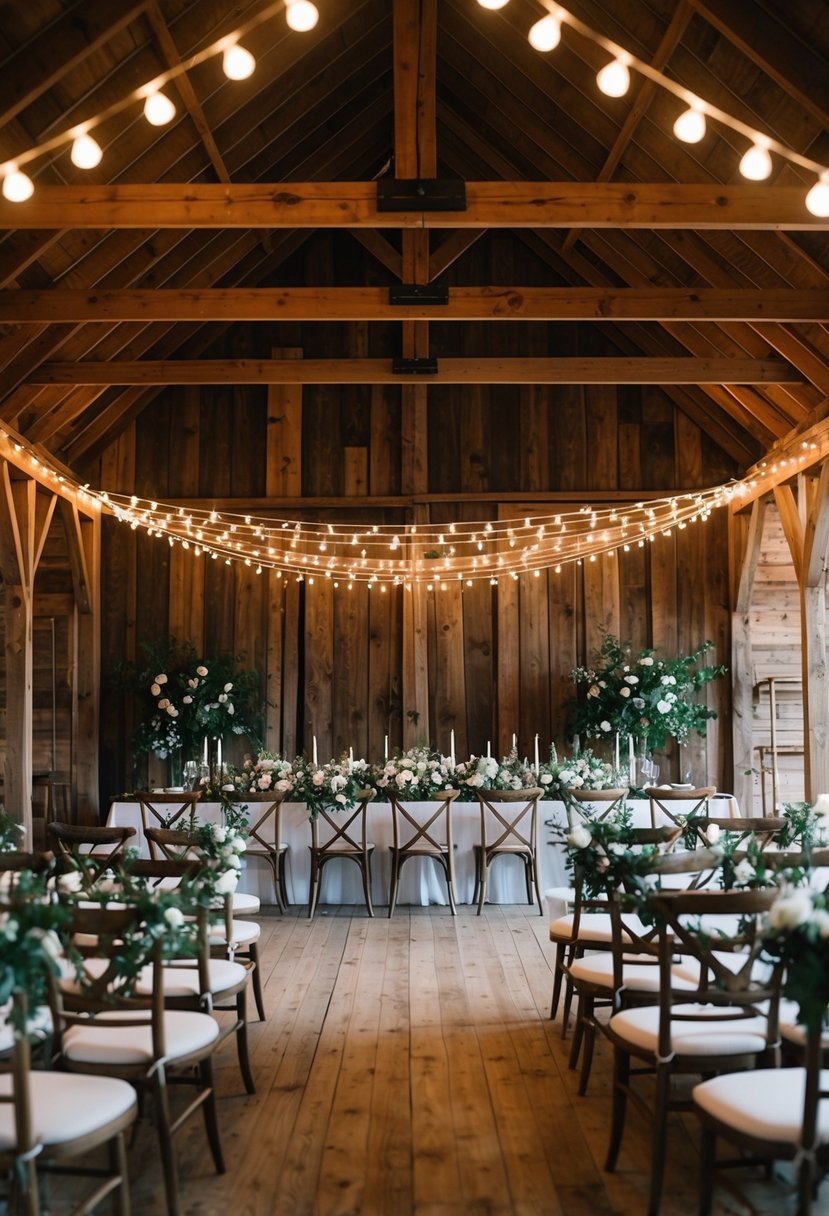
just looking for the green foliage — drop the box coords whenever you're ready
[569,634,726,752]
[0,871,70,1036]
[763,889,829,1034]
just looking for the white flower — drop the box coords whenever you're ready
[588,684,600,698]
[227,704,235,715]
[183,695,193,704]
[620,687,631,698]
[276,778,292,792]
[257,773,273,790]
[733,859,755,885]
[211,825,228,843]
[196,665,208,677]
[661,676,672,686]
[559,769,575,785]
[768,887,814,931]
[567,824,592,850]
[466,773,484,787]
[704,823,721,845]
[312,772,324,787]
[599,720,611,732]
[540,773,552,785]
[0,914,18,941]
[218,693,227,703]
[335,793,347,804]
[811,909,829,938]
[624,675,639,685]
[188,678,198,688]
[155,673,168,685]
[157,697,170,709]
[150,682,161,696]
[57,869,83,894]
[167,705,178,717]
[164,906,185,929]
[640,656,654,666]
[656,700,671,714]
[224,682,233,693]
[812,794,829,818]
[214,869,239,895]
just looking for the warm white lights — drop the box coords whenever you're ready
[739,140,773,181]
[70,134,102,169]
[222,42,256,80]
[596,56,630,97]
[143,90,176,126]
[673,104,706,144]
[477,0,509,7]
[1,165,34,202]
[805,173,829,218]
[528,14,562,52]
[285,0,319,31]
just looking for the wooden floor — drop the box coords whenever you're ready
[64,906,828,1216]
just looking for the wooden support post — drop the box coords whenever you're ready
[802,463,829,800]
[71,513,101,823]
[729,498,766,814]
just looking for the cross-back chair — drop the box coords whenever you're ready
[604,886,783,1216]
[0,991,137,1216]
[135,790,202,856]
[563,786,629,828]
[307,790,376,918]
[473,787,544,916]
[645,786,716,841]
[52,893,225,1216]
[47,822,137,881]
[234,792,289,911]
[388,789,459,916]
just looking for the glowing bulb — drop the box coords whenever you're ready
[285,0,319,30]
[528,14,561,52]
[805,173,829,218]
[597,57,630,98]
[143,90,176,126]
[71,134,102,169]
[739,140,772,181]
[477,0,509,8]
[1,165,33,201]
[673,105,706,144]
[222,42,255,80]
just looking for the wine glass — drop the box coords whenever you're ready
[183,760,198,790]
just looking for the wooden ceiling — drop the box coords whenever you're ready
[0,0,827,475]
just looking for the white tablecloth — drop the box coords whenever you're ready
[107,793,740,910]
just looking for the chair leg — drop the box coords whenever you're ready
[308,856,321,919]
[278,849,289,910]
[445,872,457,916]
[236,988,256,1094]
[698,1125,716,1216]
[249,942,266,1022]
[605,1047,630,1172]
[578,1006,597,1097]
[270,855,285,914]
[151,1066,181,1216]
[648,1065,672,1216]
[568,993,587,1071]
[524,855,533,904]
[560,965,576,1040]
[388,852,400,919]
[199,1057,225,1176]
[550,942,566,1019]
[472,847,482,907]
[476,856,488,916]
[531,858,544,917]
[361,856,375,918]
[111,1129,132,1216]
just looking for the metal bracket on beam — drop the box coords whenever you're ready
[392,357,438,375]
[377,179,467,212]
[389,284,449,306]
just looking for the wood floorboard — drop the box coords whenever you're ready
[53,905,829,1216]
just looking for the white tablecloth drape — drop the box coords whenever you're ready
[107,793,740,910]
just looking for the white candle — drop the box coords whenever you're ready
[202,737,208,765]
[534,734,540,772]
[628,735,636,784]
[487,739,491,759]
[349,746,354,768]
[384,734,389,758]
[312,735,318,766]
[217,738,222,771]
[512,733,517,751]
[614,732,620,772]
[450,729,456,768]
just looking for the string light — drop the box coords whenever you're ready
[805,173,829,218]
[222,41,256,80]
[1,165,34,201]
[528,13,562,52]
[596,56,630,98]
[284,0,319,32]
[70,134,102,169]
[143,89,176,126]
[477,0,510,8]
[739,140,773,181]
[673,104,706,144]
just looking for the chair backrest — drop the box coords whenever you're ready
[476,787,544,854]
[564,787,629,829]
[700,815,785,851]
[646,786,716,840]
[135,791,202,856]
[0,994,39,1161]
[648,887,783,1063]
[48,822,137,880]
[389,789,459,853]
[310,790,376,853]
[235,792,284,858]
[570,824,682,941]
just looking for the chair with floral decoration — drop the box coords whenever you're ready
[233,791,289,911]
[387,789,459,917]
[473,787,545,916]
[307,789,377,919]
[136,790,202,855]
[645,786,716,839]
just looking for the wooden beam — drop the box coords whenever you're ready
[731,417,829,508]
[0,183,824,230]
[773,484,804,582]
[4,286,828,323]
[59,499,93,613]
[730,497,766,814]
[347,230,403,280]
[71,512,101,823]
[428,231,485,281]
[31,356,800,386]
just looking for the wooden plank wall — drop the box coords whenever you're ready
[86,230,737,800]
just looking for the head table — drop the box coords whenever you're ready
[106,792,741,911]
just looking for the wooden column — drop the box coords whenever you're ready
[0,461,56,843]
[395,0,436,747]
[62,502,101,823]
[728,497,766,813]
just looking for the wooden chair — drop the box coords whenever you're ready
[0,992,137,1216]
[700,814,785,850]
[604,886,783,1216]
[52,897,226,1216]
[388,789,459,917]
[47,822,137,881]
[235,792,289,911]
[645,786,716,840]
[473,788,545,916]
[307,790,376,919]
[135,790,202,856]
[31,770,73,827]
[563,786,629,828]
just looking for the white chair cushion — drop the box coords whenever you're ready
[231,891,260,915]
[209,918,260,948]
[549,911,648,945]
[693,1068,829,1144]
[0,1005,52,1055]
[568,953,699,993]
[133,958,248,999]
[609,1003,770,1057]
[779,999,829,1048]
[62,1009,219,1067]
[0,1071,136,1150]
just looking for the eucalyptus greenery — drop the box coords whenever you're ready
[0,870,69,1036]
[763,888,829,1034]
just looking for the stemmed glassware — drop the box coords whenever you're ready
[183,760,199,790]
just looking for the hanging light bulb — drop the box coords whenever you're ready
[477,0,509,7]
[222,41,256,80]
[673,103,706,144]
[528,14,562,52]
[70,133,102,169]
[739,139,772,180]
[805,172,829,218]
[596,56,630,97]
[285,0,319,29]
[1,164,34,202]
[143,89,176,126]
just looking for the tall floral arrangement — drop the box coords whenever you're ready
[536,747,622,799]
[371,746,459,799]
[569,634,725,753]
[116,640,263,760]
[293,755,372,818]
[229,750,296,797]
